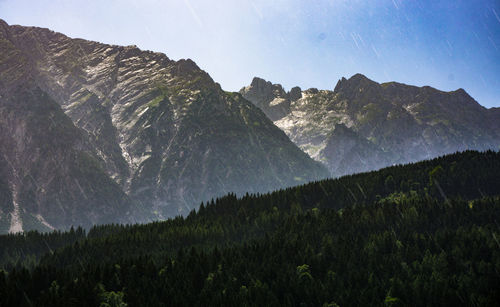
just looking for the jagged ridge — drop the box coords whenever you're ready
[240,74,500,177]
[0,19,329,232]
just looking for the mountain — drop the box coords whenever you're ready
[2,150,499,305]
[0,84,140,232]
[240,75,500,177]
[0,19,328,232]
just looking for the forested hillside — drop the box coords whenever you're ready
[1,150,499,306]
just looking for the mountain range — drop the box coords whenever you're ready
[0,19,499,233]
[240,75,500,177]
[0,19,327,232]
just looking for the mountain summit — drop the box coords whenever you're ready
[0,20,328,232]
[240,74,500,177]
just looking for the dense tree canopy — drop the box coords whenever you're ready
[1,150,499,306]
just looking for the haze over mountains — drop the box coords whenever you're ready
[0,19,499,233]
[240,75,500,177]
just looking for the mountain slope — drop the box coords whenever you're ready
[240,75,500,177]
[0,84,140,232]
[321,123,390,176]
[0,19,328,229]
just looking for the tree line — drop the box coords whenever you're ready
[0,150,499,306]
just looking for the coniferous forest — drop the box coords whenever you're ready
[1,150,500,306]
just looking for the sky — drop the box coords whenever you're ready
[1,0,499,108]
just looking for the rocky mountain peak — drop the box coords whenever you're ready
[349,73,371,82]
[242,73,500,179]
[119,44,144,58]
[0,19,9,34]
[246,77,286,98]
[239,77,291,121]
[453,88,476,102]
[333,77,347,93]
[333,73,380,95]
[175,58,200,74]
[289,86,302,101]
[304,88,319,95]
[249,76,270,89]
[0,20,329,232]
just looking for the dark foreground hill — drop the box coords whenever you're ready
[1,150,499,306]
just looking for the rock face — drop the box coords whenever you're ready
[0,20,328,233]
[0,85,139,232]
[240,74,500,177]
[240,77,296,121]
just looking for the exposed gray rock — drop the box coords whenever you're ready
[0,19,329,232]
[288,86,302,101]
[241,74,500,177]
[239,77,291,121]
[0,84,140,232]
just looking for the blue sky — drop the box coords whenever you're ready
[1,0,499,107]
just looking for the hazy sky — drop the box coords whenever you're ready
[1,0,499,107]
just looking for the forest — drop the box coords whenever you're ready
[1,150,499,306]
